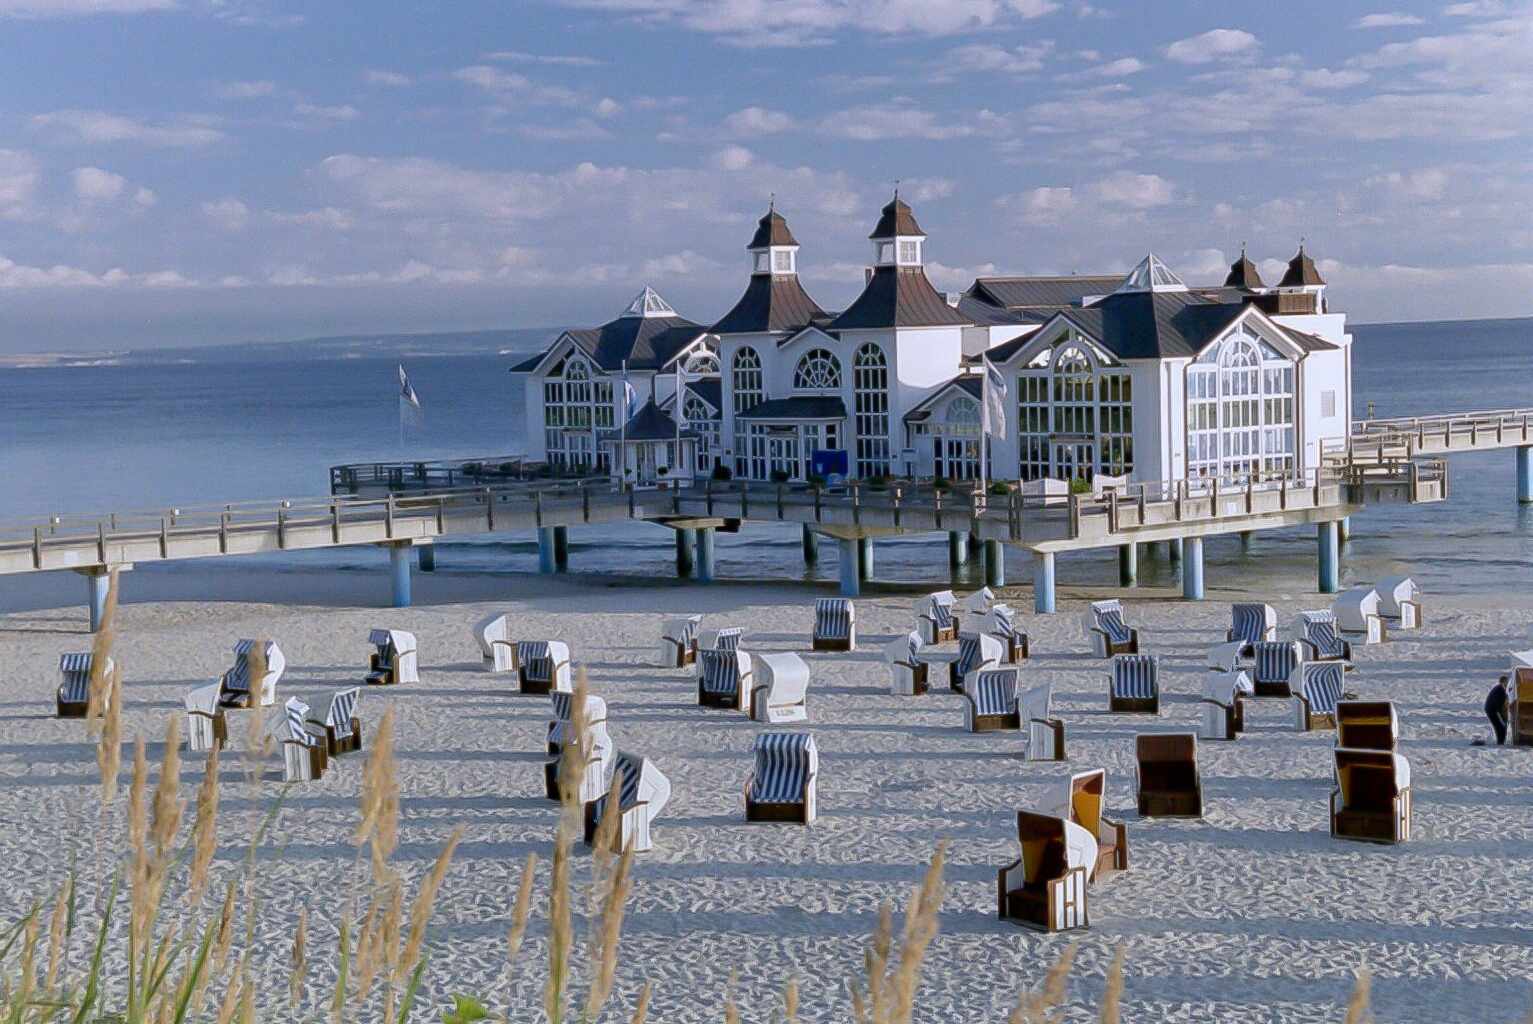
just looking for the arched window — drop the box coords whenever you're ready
[1052,346,1095,436]
[684,350,719,375]
[541,355,613,471]
[946,396,981,427]
[794,349,841,390]
[1187,333,1295,480]
[853,344,889,478]
[684,393,717,465]
[732,347,763,476]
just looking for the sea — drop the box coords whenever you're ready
[0,317,1529,598]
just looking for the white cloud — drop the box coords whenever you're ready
[0,0,173,14]
[216,80,278,99]
[1095,57,1145,76]
[1164,28,1258,63]
[708,145,754,171]
[201,198,251,232]
[1355,12,1425,27]
[32,110,224,147]
[1092,171,1177,208]
[942,41,1050,74]
[0,150,40,219]
[293,102,360,120]
[1299,68,1370,88]
[71,166,126,202]
[364,70,412,87]
[724,106,794,134]
[485,50,602,67]
[454,65,530,93]
[819,99,1007,140]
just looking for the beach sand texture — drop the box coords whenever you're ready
[1,572,1531,1022]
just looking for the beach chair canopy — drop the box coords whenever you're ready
[1332,589,1381,632]
[1018,682,1053,725]
[1335,700,1398,750]
[603,751,672,819]
[970,668,1019,716]
[1230,604,1276,645]
[266,696,314,746]
[752,653,810,702]
[226,639,284,690]
[1334,748,1411,811]
[1513,666,1533,703]
[1016,811,1098,882]
[707,627,744,651]
[368,628,415,653]
[322,687,360,730]
[1294,612,1348,659]
[1203,670,1253,707]
[663,616,702,644]
[1087,600,1134,646]
[982,604,1020,640]
[1296,662,1346,717]
[1043,770,1105,837]
[185,681,221,715]
[884,631,924,667]
[473,612,511,656]
[58,652,105,704]
[749,732,817,804]
[917,591,956,628]
[1374,576,1419,617]
[956,631,1004,676]
[963,587,995,617]
[813,599,854,638]
[1111,655,1158,699]
[549,691,608,748]
[699,649,750,697]
[1252,641,1302,683]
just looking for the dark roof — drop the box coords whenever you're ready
[903,374,982,421]
[826,265,970,330]
[1275,326,1338,352]
[737,396,847,420]
[954,294,1038,326]
[561,314,706,371]
[1056,291,1248,359]
[869,195,924,239]
[966,276,1125,311]
[710,273,828,335]
[1280,247,1325,287]
[508,351,544,372]
[687,378,722,411]
[747,207,797,249]
[1224,250,1266,290]
[600,399,697,442]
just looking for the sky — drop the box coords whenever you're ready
[0,0,1530,351]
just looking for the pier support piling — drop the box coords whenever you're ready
[1118,543,1137,587]
[839,538,861,597]
[86,570,110,633]
[1033,551,1056,614]
[697,527,716,583]
[1318,521,1340,594]
[1518,445,1533,504]
[388,544,412,608]
[675,528,695,579]
[948,531,967,568]
[967,532,982,561]
[801,525,819,563]
[1169,538,1183,563]
[858,536,874,581]
[1337,517,1351,544]
[553,526,569,570]
[984,540,1005,587]
[537,528,556,574]
[1239,531,1253,552]
[417,545,436,572]
[1182,536,1205,601]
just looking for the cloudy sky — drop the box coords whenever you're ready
[0,0,1530,350]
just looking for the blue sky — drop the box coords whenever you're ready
[0,0,1529,350]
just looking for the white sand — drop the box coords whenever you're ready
[1,566,1531,1022]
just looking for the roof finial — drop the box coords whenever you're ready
[768,190,775,211]
[1298,235,1306,251]
[1239,239,1247,257]
[893,179,900,199]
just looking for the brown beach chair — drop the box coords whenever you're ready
[1046,769,1129,881]
[1512,668,1533,747]
[1331,747,1411,844]
[1334,700,1398,751]
[1135,733,1202,818]
[996,811,1091,932]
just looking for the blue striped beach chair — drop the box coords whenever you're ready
[1227,603,1277,648]
[308,687,362,756]
[1084,600,1139,658]
[701,626,744,652]
[545,693,612,802]
[886,631,929,696]
[698,649,752,711]
[473,612,516,672]
[516,640,571,695]
[745,731,818,823]
[1292,662,1347,731]
[366,629,418,686]
[997,811,1093,932]
[1250,640,1304,697]
[269,696,325,782]
[584,750,671,853]
[1020,682,1064,761]
[750,653,810,723]
[184,681,225,752]
[916,591,957,645]
[981,603,1029,663]
[660,615,702,667]
[57,652,108,718]
[950,631,1003,691]
[219,639,284,709]
[965,667,1021,732]
[812,599,855,651]
[1291,611,1352,665]
[1109,654,1159,714]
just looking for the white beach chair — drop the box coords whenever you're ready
[1250,640,1305,697]
[812,598,856,651]
[1290,611,1352,664]
[1331,748,1411,843]
[545,692,613,802]
[659,615,702,668]
[307,687,362,756]
[965,667,1021,733]
[997,811,1094,932]
[1291,662,1347,731]
[1332,589,1385,645]
[1375,576,1422,630]
[698,649,753,712]
[885,631,929,696]
[219,639,283,709]
[366,628,419,685]
[1228,603,1277,648]
[750,652,810,723]
[745,731,818,824]
[699,626,744,652]
[962,586,995,619]
[1083,600,1139,658]
[57,652,111,718]
[1109,654,1159,714]
[584,751,671,853]
[1206,641,1249,673]
[950,631,1004,692]
[1041,769,1128,881]
[473,612,516,673]
[1020,682,1064,761]
[268,696,325,783]
[1200,670,1253,741]
[915,590,958,645]
[516,641,572,695]
[979,603,1029,662]
[184,681,226,753]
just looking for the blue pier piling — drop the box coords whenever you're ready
[1338,517,1351,543]
[839,538,861,597]
[389,544,412,607]
[675,528,695,578]
[417,545,436,572]
[1118,543,1137,587]
[948,531,967,568]
[1169,537,1183,563]
[537,528,556,574]
[1182,536,1205,600]
[1033,551,1056,614]
[86,571,110,633]
[1518,445,1533,504]
[967,532,982,561]
[697,527,716,583]
[553,526,569,570]
[1318,521,1340,594]
[858,535,874,581]
[802,525,819,563]
[985,540,1005,587]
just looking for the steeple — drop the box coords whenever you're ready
[711,202,826,335]
[747,201,801,276]
[868,192,926,267]
[1279,244,1326,287]
[1224,245,1266,290]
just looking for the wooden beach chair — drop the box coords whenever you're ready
[473,612,516,673]
[885,631,929,696]
[545,692,613,802]
[964,667,1021,733]
[659,615,702,668]
[1331,747,1412,844]
[979,603,1029,663]
[1042,769,1129,880]
[1135,733,1202,817]
[1333,588,1386,645]
[1250,640,1304,697]
[1291,611,1352,665]
[916,590,958,645]
[812,598,855,651]
[949,631,1003,692]
[962,586,995,620]
[308,687,363,757]
[1291,662,1346,731]
[56,652,110,718]
[1375,575,1422,630]
[218,639,283,709]
[1083,599,1139,658]
[1335,700,1398,751]
[699,626,744,652]
[184,681,226,753]
[1109,654,1160,714]
[697,648,752,712]
[1512,667,1533,747]
[1200,670,1252,741]
[996,811,1093,932]
[365,628,419,686]
[1227,603,1277,648]
[269,697,326,783]
[750,652,810,723]
[584,751,671,853]
[516,641,571,695]
[744,731,818,824]
[1020,682,1065,761]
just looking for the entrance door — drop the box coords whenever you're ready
[767,434,800,480]
[945,436,981,480]
[1053,441,1094,483]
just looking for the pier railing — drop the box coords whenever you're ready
[1351,408,1533,456]
[329,455,534,493]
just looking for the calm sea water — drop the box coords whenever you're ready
[0,317,1529,596]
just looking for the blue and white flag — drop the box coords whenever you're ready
[398,364,422,410]
[674,360,688,430]
[621,361,638,420]
[982,356,1007,441]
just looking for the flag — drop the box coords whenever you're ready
[621,362,637,420]
[398,364,422,409]
[982,356,1007,441]
[674,361,688,429]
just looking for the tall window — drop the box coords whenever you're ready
[794,349,841,390]
[542,358,612,470]
[1098,370,1133,476]
[683,394,718,467]
[1016,372,1050,481]
[1052,347,1095,436]
[928,396,981,480]
[732,347,763,476]
[853,344,889,478]
[1187,331,1295,480]
[1014,341,1134,481]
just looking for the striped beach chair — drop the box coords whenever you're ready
[1135,733,1202,817]
[916,591,958,645]
[1335,700,1398,752]
[1200,670,1252,741]
[1020,682,1064,761]
[1250,640,1304,697]
[1333,588,1385,645]
[965,667,1020,732]
[811,599,855,651]
[700,626,744,652]
[885,631,929,696]
[57,652,109,718]
[1228,603,1277,648]
[583,751,671,853]
[309,687,363,756]
[1331,747,1412,844]
[750,653,810,723]
[516,641,571,695]
[269,696,325,782]
[1042,769,1128,881]
[745,731,818,823]
[366,629,419,686]
[697,649,752,712]
[219,639,283,709]
[473,612,516,673]
[949,631,1003,692]
[962,586,995,619]
[659,616,702,668]
[184,681,226,753]
[1375,576,1422,630]
[545,693,613,802]
[997,811,1093,932]
[980,603,1029,663]
[1291,611,1352,664]
[1291,662,1346,731]
[1083,599,1139,658]
[1109,654,1159,714]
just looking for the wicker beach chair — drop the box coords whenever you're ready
[269,696,326,783]
[1083,599,1139,658]
[1291,611,1352,665]
[950,631,1004,692]
[1250,640,1305,697]
[1335,700,1398,751]
[1042,769,1128,881]
[473,612,516,673]
[584,751,671,853]
[219,639,283,709]
[184,681,226,753]
[1109,654,1160,714]
[57,652,110,718]
[812,599,855,651]
[659,615,702,668]
[1135,733,1202,817]
[366,629,419,686]
[964,667,1021,733]
[1227,603,1277,648]
[962,586,995,620]
[697,649,752,712]
[1200,670,1253,741]
[979,603,1029,663]
[545,692,613,802]
[1512,667,1533,746]
[699,626,744,652]
[744,731,818,824]
[916,590,958,645]
[1375,576,1422,630]
[885,631,929,696]
[996,811,1093,932]
[308,687,363,756]
[1333,588,1386,645]
[1020,682,1065,761]
[750,653,810,723]
[516,641,571,695]
[1291,662,1346,731]
[1331,748,1411,844]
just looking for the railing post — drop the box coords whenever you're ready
[851,485,861,527]
[533,491,542,529]
[97,523,106,565]
[583,486,590,523]
[1211,477,1219,518]
[32,527,42,569]
[892,485,901,529]
[1245,476,1254,514]
[1107,489,1118,533]
[487,490,496,532]
[436,498,445,534]
[814,486,822,524]
[219,512,229,553]
[277,506,286,548]
[1280,474,1288,510]
[159,517,169,558]
[776,484,784,520]
[331,503,341,543]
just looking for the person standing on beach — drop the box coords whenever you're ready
[1485,676,1510,745]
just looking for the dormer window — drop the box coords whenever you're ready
[899,240,921,264]
[773,249,794,273]
[754,251,771,273]
[878,242,895,264]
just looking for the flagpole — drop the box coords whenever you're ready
[979,364,989,494]
[620,360,628,484]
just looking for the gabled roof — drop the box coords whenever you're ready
[711,273,828,335]
[748,206,798,249]
[737,396,847,420]
[1060,291,1242,358]
[903,374,983,422]
[663,378,723,415]
[600,399,697,442]
[1224,249,1266,290]
[561,315,707,372]
[869,195,924,239]
[954,294,1039,327]
[826,265,970,330]
[966,276,1124,311]
[508,350,544,373]
[1280,246,1326,287]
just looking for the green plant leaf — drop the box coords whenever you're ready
[441,994,491,1023]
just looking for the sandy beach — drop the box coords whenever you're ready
[1,564,1532,1022]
